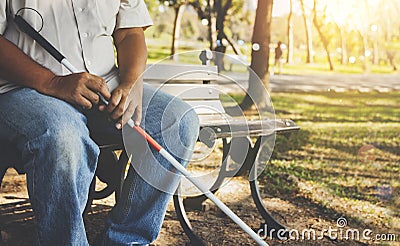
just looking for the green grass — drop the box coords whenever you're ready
[272,91,400,122]
[243,91,400,230]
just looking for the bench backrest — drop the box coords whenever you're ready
[142,64,300,140]
[144,64,218,84]
[143,64,225,116]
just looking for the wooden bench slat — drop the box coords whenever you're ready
[185,100,226,115]
[159,84,220,100]
[142,64,299,139]
[144,64,218,83]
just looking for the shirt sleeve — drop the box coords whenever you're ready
[116,0,153,30]
[0,1,7,35]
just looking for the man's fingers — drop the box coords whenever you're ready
[107,92,122,114]
[76,95,93,109]
[81,87,100,105]
[105,84,142,129]
[110,102,125,120]
[133,106,142,126]
[122,102,135,126]
[86,76,111,100]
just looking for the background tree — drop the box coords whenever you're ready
[216,0,244,55]
[299,0,313,63]
[355,0,372,72]
[190,0,242,54]
[312,0,334,71]
[381,0,400,71]
[328,0,349,65]
[144,0,400,74]
[168,0,188,58]
[286,0,294,64]
[189,0,216,50]
[337,24,348,65]
[215,0,232,39]
[226,1,254,46]
[240,0,274,110]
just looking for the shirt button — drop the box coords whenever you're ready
[82,33,88,38]
[87,61,92,66]
[78,7,84,12]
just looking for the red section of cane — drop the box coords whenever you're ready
[133,126,163,152]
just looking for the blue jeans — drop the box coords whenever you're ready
[0,84,199,245]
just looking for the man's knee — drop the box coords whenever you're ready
[158,99,199,166]
[161,97,199,142]
[177,104,199,147]
[28,112,99,174]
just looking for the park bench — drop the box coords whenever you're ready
[0,61,300,245]
[134,62,299,244]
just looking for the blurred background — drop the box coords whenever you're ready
[143,0,400,74]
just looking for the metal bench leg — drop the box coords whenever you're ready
[173,187,206,246]
[183,136,255,211]
[250,179,286,235]
[84,149,129,214]
[115,150,129,202]
[183,138,230,211]
[249,136,287,238]
[173,139,234,244]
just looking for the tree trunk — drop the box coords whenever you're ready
[170,4,185,60]
[286,0,294,64]
[359,31,369,73]
[240,0,274,110]
[215,0,237,55]
[387,51,398,71]
[338,27,348,65]
[372,40,379,65]
[300,0,313,63]
[215,0,232,34]
[208,0,217,50]
[312,0,334,71]
[225,35,242,55]
[209,16,217,50]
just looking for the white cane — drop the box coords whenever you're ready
[14,14,269,246]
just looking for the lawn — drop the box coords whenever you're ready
[261,91,400,239]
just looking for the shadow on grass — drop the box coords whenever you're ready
[272,130,400,160]
[257,169,398,237]
[271,91,400,123]
[260,159,399,218]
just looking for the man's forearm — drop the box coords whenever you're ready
[113,28,147,87]
[0,35,55,93]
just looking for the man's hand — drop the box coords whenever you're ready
[45,72,111,109]
[111,27,148,130]
[99,80,143,129]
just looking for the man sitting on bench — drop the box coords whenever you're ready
[0,1,199,245]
